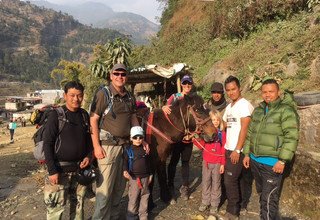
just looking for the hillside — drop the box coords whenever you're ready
[30,0,160,44]
[0,0,123,82]
[135,0,320,98]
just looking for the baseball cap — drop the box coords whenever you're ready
[181,75,193,84]
[111,63,127,72]
[211,82,224,93]
[130,126,144,138]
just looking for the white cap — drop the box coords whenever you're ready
[130,126,144,138]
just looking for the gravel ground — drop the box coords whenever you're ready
[0,123,312,220]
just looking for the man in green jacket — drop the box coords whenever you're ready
[243,79,299,220]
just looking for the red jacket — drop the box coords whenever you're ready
[193,131,226,165]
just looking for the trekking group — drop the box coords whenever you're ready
[39,63,299,220]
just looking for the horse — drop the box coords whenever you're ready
[139,93,216,204]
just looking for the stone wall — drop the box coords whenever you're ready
[281,104,320,219]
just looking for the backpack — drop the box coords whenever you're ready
[125,145,147,173]
[32,106,89,162]
[30,105,57,126]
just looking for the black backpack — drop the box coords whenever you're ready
[32,107,88,162]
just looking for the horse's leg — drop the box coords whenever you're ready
[157,160,171,203]
[148,176,156,211]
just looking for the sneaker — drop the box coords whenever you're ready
[210,206,218,215]
[198,203,209,212]
[179,185,189,201]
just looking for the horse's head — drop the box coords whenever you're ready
[172,93,217,140]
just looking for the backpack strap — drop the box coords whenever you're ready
[79,108,90,132]
[126,146,134,172]
[99,85,115,128]
[217,129,223,147]
[54,107,68,154]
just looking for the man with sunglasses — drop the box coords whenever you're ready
[162,75,194,203]
[90,63,140,220]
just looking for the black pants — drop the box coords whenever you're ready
[224,150,244,216]
[9,129,14,141]
[240,166,253,209]
[167,142,193,187]
[251,159,282,220]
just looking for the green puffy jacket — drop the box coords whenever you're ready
[243,92,299,161]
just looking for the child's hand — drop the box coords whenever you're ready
[148,175,153,185]
[219,165,225,174]
[123,171,131,180]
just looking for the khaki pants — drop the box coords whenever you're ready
[93,145,126,220]
[44,172,86,220]
[127,177,150,220]
[201,161,221,208]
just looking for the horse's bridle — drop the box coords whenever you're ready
[163,104,211,141]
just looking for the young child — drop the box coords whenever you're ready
[193,110,226,215]
[123,126,152,220]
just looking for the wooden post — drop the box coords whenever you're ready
[176,75,181,93]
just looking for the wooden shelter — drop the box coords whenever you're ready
[128,63,193,94]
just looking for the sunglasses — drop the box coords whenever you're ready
[182,81,193,85]
[132,135,144,140]
[113,72,127,77]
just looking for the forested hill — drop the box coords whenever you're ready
[0,0,123,82]
[135,0,320,97]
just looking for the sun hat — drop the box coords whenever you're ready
[130,126,144,138]
[181,75,193,84]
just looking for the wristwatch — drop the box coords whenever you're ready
[235,149,241,154]
[279,159,286,165]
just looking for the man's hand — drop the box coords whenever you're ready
[162,105,172,115]
[272,161,285,174]
[123,171,131,180]
[230,151,240,164]
[94,146,106,159]
[80,157,90,169]
[142,141,150,154]
[243,156,250,168]
[219,165,225,174]
[49,173,59,185]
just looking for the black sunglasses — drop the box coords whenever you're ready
[113,72,127,77]
[132,135,144,140]
[182,81,193,85]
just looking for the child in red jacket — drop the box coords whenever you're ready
[193,109,226,215]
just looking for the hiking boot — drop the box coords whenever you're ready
[210,206,218,215]
[169,186,177,205]
[223,212,239,220]
[198,203,209,212]
[179,185,189,201]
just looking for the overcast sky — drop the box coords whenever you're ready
[44,0,163,23]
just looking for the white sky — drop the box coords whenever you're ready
[45,0,163,23]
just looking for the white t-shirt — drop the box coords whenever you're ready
[223,98,254,151]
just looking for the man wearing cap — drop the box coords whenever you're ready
[162,75,194,203]
[205,82,228,113]
[90,63,140,219]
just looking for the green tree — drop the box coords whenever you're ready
[90,58,108,79]
[90,38,132,79]
[50,60,88,87]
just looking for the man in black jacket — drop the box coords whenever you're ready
[43,81,92,220]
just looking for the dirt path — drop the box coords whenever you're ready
[0,124,309,220]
